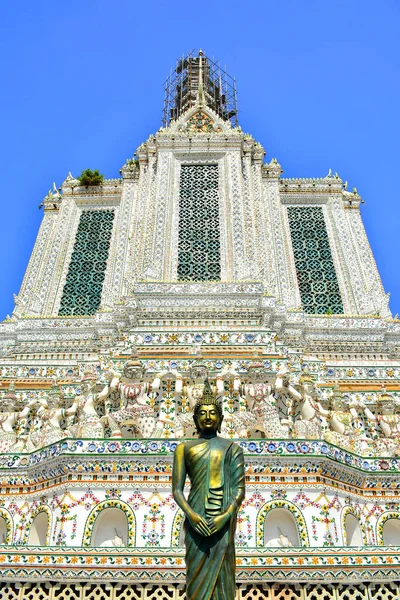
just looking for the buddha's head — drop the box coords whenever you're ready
[193,380,223,435]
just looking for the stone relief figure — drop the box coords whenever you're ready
[68,371,109,438]
[215,365,242,436]
[284,368,325,439]
[12,293,27,319]
[31,381,77,449]
[230,363,291,438]
[172,383,245,600]
[152,368,184,437]
[242,364,292,438]
[105,355,157,438]
[0,383,37,452]
[322,386,368,454]
[364,388,400,456]
[215,366,241,396]
[171,362,208,438]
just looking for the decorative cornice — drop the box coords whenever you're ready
[279,176,343,194]
[2,299,400,355]
[0,547,399,583]
[0,438,399,486]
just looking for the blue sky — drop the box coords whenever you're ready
[1,0,399,319]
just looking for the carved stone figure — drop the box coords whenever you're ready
[0,383,36,452]
[68,371,109,438]
[320,386,369,454]
[232,364,291,438]
[172,384,245,600]
[364,388,400,456]
[152,368,184,437]
[215,366,241,396]
[32,381,77,449]
[241,386,290,439]
[171,362,208,438]
[285,368,324,439]
[106,356,156,438]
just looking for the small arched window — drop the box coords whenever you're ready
[91,508,128,547]
[264,508,299,547]
[383,519,400,546]
[0,517,7,544]
[344,513,363,546]
[28,511,49,546]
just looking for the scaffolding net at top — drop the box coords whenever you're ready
[162,49,238,128]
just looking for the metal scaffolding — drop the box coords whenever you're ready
[162,50,238,128]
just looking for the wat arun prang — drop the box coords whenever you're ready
[0,50,399,600]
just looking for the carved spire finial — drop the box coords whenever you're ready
[196,50,205,107]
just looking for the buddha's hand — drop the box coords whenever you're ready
[188,512,212,537]
[207,511,231,535]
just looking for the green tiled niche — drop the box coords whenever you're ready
[178,164,221,281]
[58,210,114,316]
[287,206,343,314]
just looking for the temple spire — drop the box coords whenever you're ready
[196,49,206,107]
[162,50,238,127]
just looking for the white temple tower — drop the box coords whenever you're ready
[0,50,399,600]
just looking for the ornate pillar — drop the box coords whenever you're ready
[13,195,61,317]
[103,162,138,303]
[263,160,299,307]
[327,190,389,316]
[226,150,249,280]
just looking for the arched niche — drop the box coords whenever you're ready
[257,500,308,547]
[263,508,300,547]
[0,517,7,544]
[90,508,128,547]
[83,500,136,547]
[27,511,49,546]
[0,509,13,544]
[382,519,400,546]
[344,513,363,546]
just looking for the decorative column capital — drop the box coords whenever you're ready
[120,158,140,180]
[342,186,363,209]
[262,158,283,179]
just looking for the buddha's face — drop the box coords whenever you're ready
[196,403,221,435]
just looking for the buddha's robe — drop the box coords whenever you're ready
[182,436,245,600]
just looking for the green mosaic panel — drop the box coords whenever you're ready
[287,206,344,314]
[58,210,114,316]
[178,164,221,281]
